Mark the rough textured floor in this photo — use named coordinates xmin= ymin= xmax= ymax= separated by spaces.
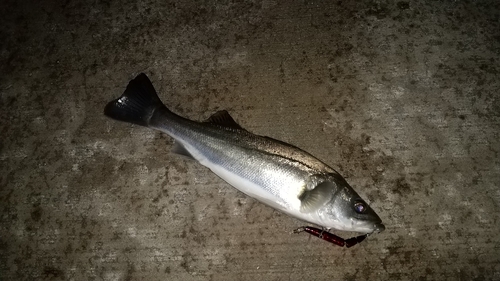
xmin=1 ymin=0 xmax=500 ymax=280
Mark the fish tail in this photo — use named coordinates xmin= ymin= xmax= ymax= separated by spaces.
xmin=104 ymin=73 xmax=168 ymax=127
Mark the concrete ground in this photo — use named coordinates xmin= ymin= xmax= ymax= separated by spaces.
xmin=1 ymin=0 xmax=499 ymax=280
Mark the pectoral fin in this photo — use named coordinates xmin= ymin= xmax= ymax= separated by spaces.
xmin=299 ymin=182 xmax=334 ymax=213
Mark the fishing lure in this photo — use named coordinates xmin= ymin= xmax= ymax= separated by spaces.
xmin=294 ymin=226 xmax=368 ymax=248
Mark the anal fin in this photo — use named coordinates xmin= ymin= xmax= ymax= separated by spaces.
xmin=171 ymin=142 xmax=195 ymax=160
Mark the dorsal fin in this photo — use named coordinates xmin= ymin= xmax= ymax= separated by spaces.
xmin=205 ymin=110 xmax=244 ymax=130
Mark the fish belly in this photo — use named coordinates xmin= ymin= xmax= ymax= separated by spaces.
xmin=176 ymin=138 xmax=324 ymax=226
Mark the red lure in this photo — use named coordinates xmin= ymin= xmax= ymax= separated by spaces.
xmin=294 ymin=226 xmax=368 ymax=248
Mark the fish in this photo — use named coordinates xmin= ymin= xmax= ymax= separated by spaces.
xmin=104 ymin=73 xmax=385 ymax=234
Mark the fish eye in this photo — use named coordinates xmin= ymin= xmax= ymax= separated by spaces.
xmin=354 ymin=201 xmax=366 ymax=214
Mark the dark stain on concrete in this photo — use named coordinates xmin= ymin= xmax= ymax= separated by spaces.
xmin=393 ymin=177 xmax=412 ymax=197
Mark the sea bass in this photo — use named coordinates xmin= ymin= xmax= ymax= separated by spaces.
xmin=104 ymin=73 xmax=384 ymax=234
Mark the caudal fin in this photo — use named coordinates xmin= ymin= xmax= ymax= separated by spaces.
xmin=104 ymin=73 xmax=166 ymax=127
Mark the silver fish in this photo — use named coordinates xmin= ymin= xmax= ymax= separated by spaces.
xmin=104 ymin=73 xmax=384 ymax=234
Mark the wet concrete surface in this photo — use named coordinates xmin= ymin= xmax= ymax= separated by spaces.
xmin=1 ymin=0 xmax=500 ymax=280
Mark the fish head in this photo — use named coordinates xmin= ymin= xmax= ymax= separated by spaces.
xmin=318 ymin=175 xmax=385 ymax=234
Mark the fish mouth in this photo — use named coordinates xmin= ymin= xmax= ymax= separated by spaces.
xmin=373 ymin=223 xmax=385 ymax=233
